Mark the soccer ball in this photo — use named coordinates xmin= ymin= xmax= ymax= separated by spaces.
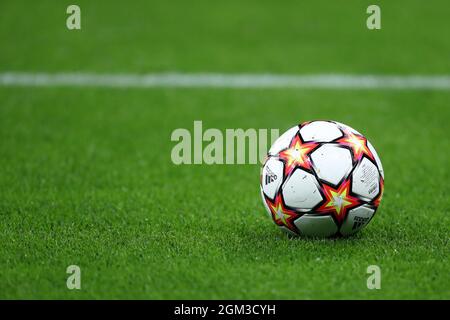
xmin=260 ymin=120 xmax=384 ymax=237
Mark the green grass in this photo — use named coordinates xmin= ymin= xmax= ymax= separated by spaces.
xmin=1 ymin=0 xmax=449 ymax=74
xmin=0 ymin=0 xmax=449 ymax=299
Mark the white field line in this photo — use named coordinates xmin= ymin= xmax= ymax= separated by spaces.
xmin=0 ymin=72 xmax=450 ymax=90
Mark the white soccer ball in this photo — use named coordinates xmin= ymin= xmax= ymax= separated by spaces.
xmin=260 ymin=120 xmax=384 ymax=237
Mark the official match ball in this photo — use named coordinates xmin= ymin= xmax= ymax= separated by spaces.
xmin=260 ymin=120 xmax=384 ymax=237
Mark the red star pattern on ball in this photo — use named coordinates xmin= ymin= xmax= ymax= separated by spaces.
xmin=337 ymin=129 xmax=374 ymax=162
xmin=278 ymin=134 xmax=318 ymax=176
xmin=317 ymin=179 xmax=360 ymax=223
xmin=265 ymin=193 xmax=299 ymax=232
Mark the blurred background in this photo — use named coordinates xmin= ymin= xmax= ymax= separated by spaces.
xmin=1 ymin=0 xmax=449 ymax=73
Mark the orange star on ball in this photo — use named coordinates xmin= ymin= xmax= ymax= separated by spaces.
xmin=265 ymin=193 xmax=299 ymax=232
xmin=278 ymin=134 xmax=318 ymax=176
xmin=317 ymin=179 xmax=360 ymax=223
xmin=337 ymin=130 xmax=374 ymax=162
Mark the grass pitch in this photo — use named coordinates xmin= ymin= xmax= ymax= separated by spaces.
xmin=0 ymin=0 xmax=449 ymax=299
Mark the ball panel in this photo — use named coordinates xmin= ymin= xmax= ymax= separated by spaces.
xmin=352 ymin=157 xmax=380 ymax=201
xmin=282 ymin=169 xmax=323 ymax=211
xmin=300 ymin=121 xmax=343 ymax=142
xmin=310 ymin=145 xmax=353 ymax=185
xmin=367 ymin=141 xmax=384 ymax=179
xmin=340 ymin=205 xmax=375 ymax=236
xmin=294 ymin=214 xmax=338 ymax=237
xmin=261 ymin=157 xmax=284 ymax=199
xmin=268 ymin=125 xmax=299 ymax=156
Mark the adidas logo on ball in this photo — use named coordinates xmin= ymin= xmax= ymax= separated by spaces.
xmin=265 ymin=168 xmax=277 ymax=185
